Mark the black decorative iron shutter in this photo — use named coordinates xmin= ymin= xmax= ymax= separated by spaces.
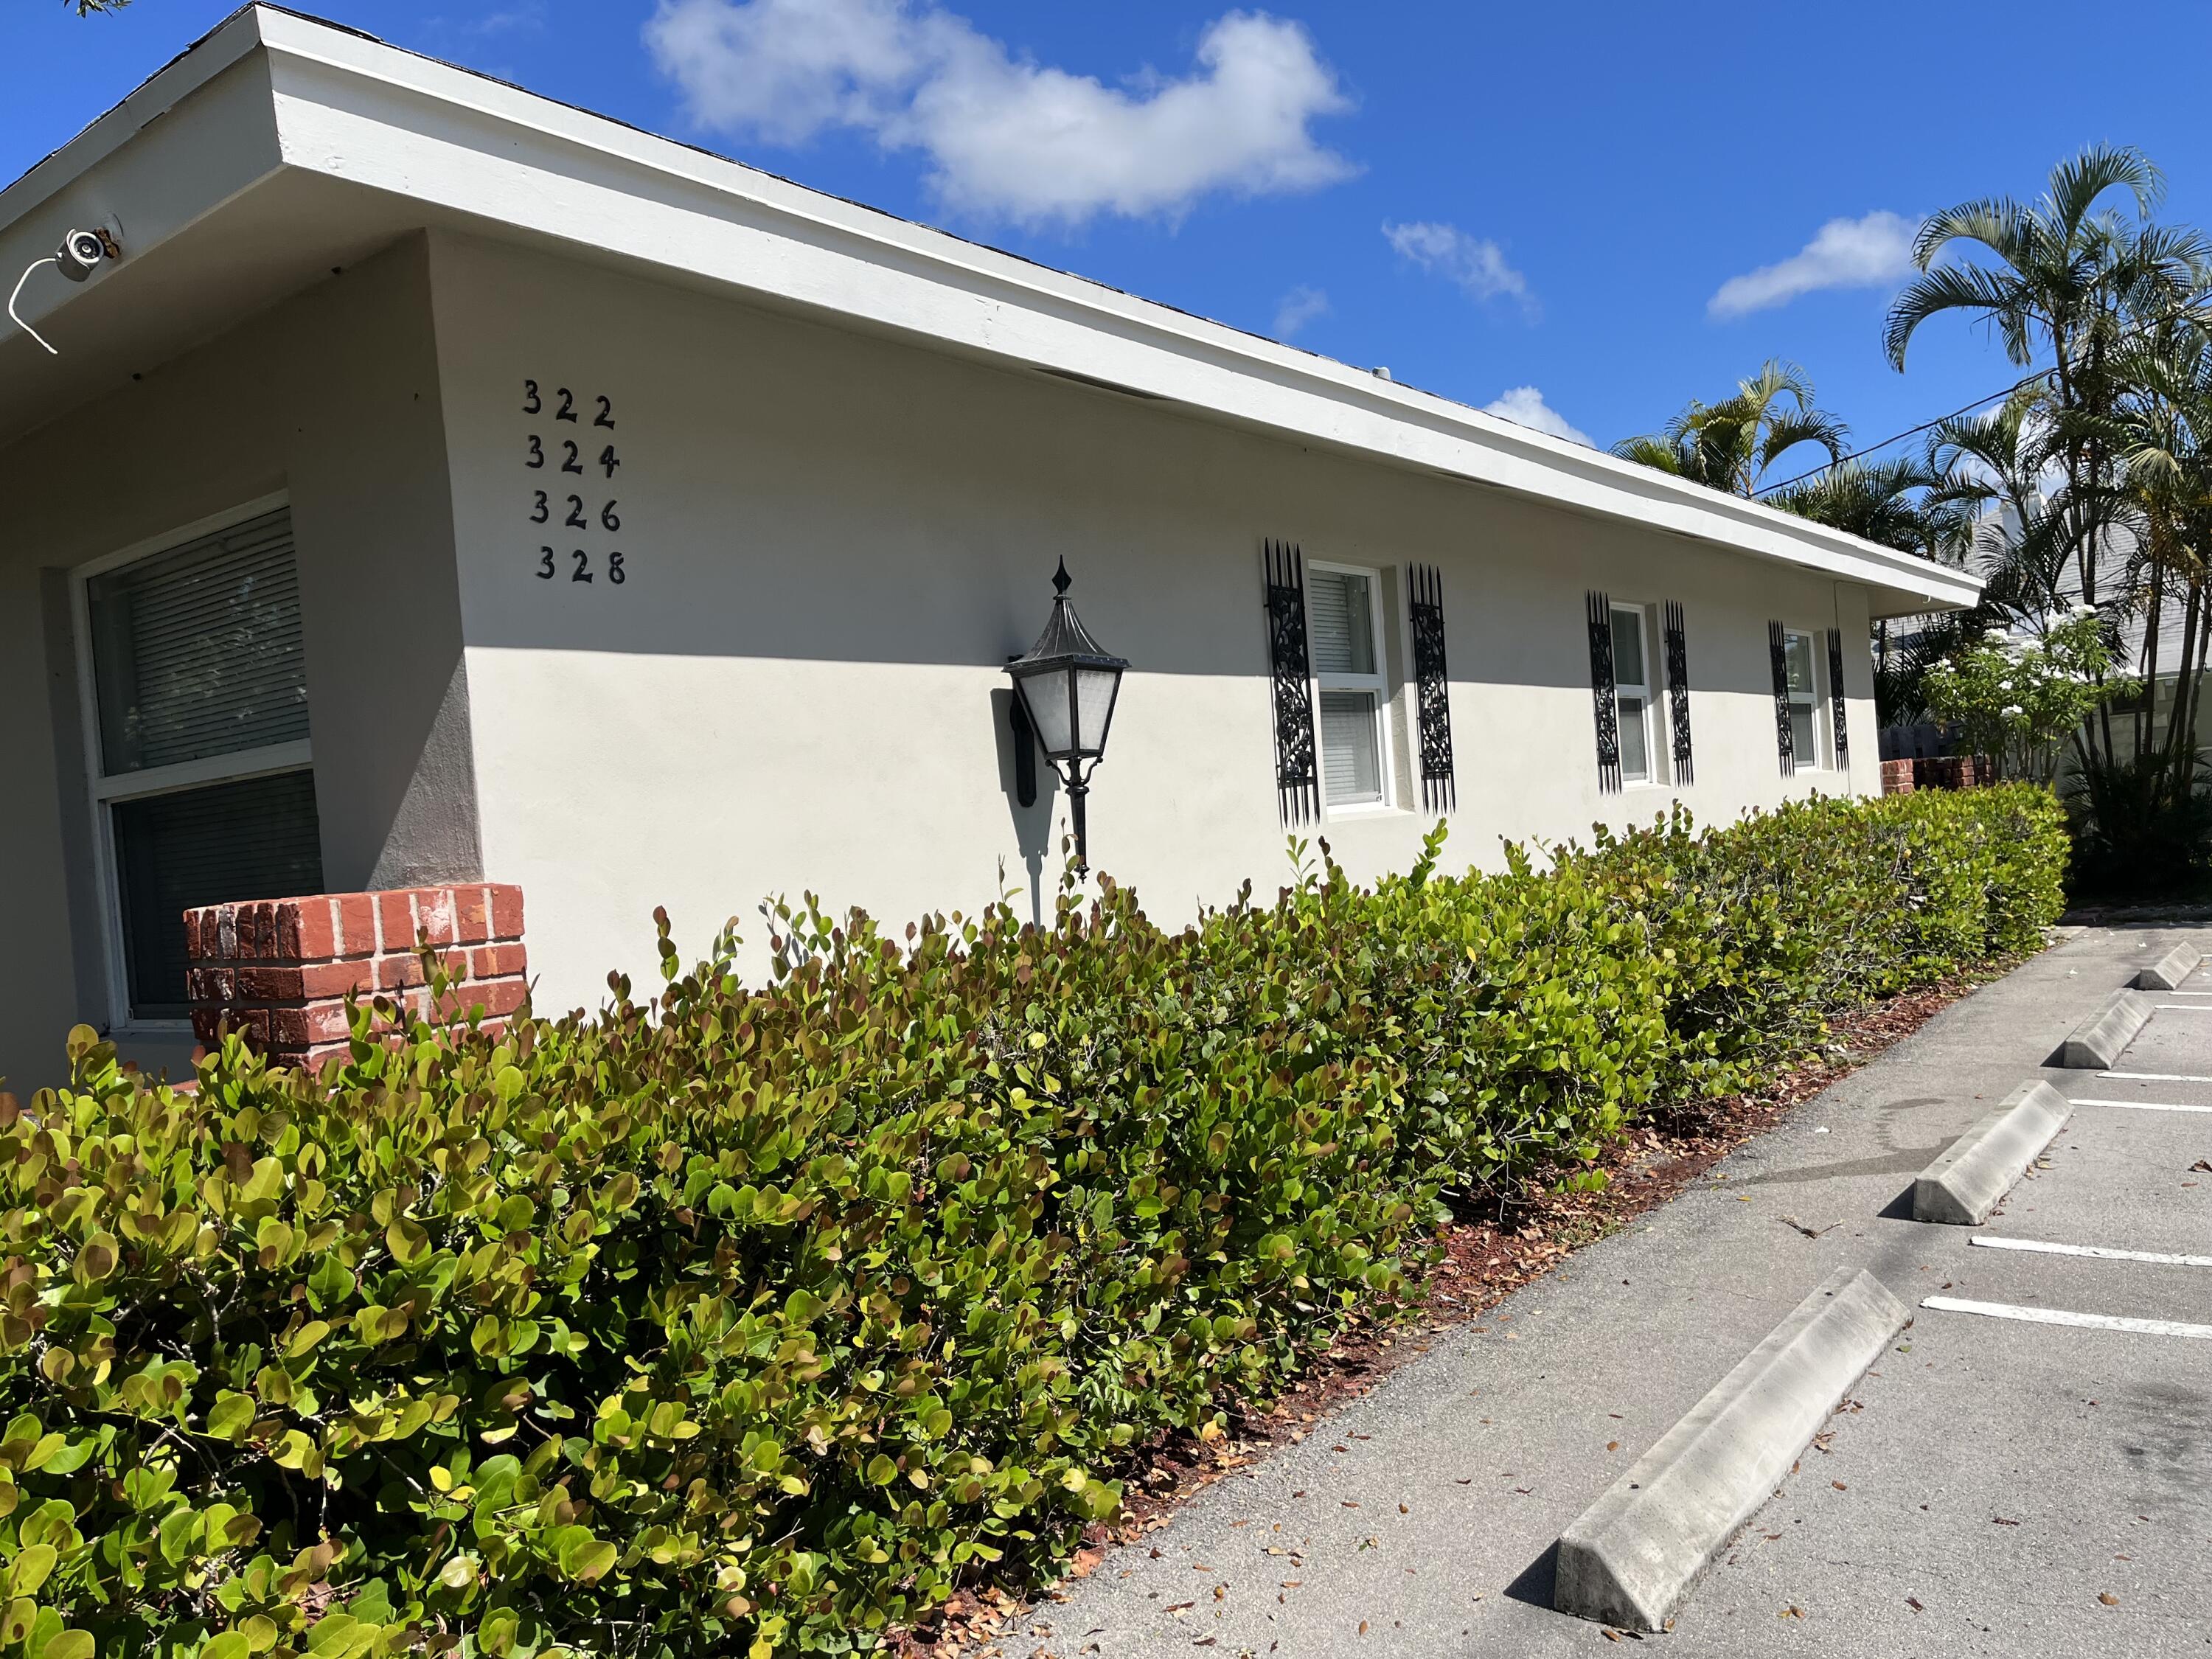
xmin=1769 ymin=619 xmax=1795 ymax=776
xmin=1587 ymin=591 xmax=1621 ymax=794
xmin=1263 ymin=541 xmax=1321 ymax=824
xmin=1663 ymin=600 xmax=1693 ymax=785
xmin=1408 ymin=563 xmax=1455 ymax=812
xmin=1826 ymin=627 xmax=1851 ymax=769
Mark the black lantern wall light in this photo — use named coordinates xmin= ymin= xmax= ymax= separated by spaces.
xmin=1005 ymin=558 xmax=1128 ymax=873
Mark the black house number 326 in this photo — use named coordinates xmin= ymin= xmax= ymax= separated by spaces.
xmin=524 ymin=378 xmax=627 ymax=588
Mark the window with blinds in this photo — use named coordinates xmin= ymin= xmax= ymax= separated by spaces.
xmin=87 ymin=509 xmax=309 ymax=773
xmin=1783 ymin=628 xmax=1820 ymax=768
xmin=82 ymin=506 xmax=322 ymax=1023
xmin=1306 ymin=566 xmax=1390 ymax=809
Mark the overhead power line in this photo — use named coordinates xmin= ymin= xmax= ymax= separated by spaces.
xmin=1751 ymin=376 xmax=2037 ymax=498
xmin=1748 ymin=296 xmax=2212 ymax=499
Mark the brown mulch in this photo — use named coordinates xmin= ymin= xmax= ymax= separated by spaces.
xmin=888 ymin=970 xmax=1997 ymax=1658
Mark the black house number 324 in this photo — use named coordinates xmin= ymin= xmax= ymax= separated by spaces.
xmin=523 ymin=379 xmax=627 ymax=588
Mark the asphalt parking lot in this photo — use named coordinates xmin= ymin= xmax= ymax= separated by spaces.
xmin=1034 ymin=927 xmax=2212 ymax=1658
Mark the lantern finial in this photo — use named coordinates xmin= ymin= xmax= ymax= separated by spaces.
xmin=1051 ymin=556 xmax=1072 ymax=597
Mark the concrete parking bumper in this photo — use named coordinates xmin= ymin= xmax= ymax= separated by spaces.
xmin=2056 ymin=988 xmax=2152 ymax=1068
xmin=1911 ymin=1079 xmax=2073 ymax=1225
xmin=1551 ymin=1266 xmax=1909 ymax=1633
xmin=2136 ymin=941 xmax=2203 ymax=990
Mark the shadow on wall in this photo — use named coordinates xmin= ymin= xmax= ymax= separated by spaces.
xmin=990 ymin=686 xmax=1057 ymax=928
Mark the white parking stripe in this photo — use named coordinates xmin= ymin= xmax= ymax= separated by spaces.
xmin=2072 ymin=1097 xmax=2212 ymax=1113
xmin=1921 ymin=1297 xmax=2212 ymax=1340
xmin=2098 ymin=1071 xmax=2212 ymax=1082
xmin=2155 ymin=1004 xmax=2212 ymax=1012
xmin=1969 ymin=1237 xmax=2212 ymax=1268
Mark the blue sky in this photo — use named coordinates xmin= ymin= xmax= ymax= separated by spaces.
xmin=10 ymin=1 xmax=2212 ymax=475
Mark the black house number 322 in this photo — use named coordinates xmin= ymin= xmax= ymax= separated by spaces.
xmin=523 ymin=379 xmax=627 ymax=588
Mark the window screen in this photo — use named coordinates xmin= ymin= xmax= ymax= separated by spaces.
xmin=1307 ymin=569 xmax=1376 ymax=675
xmin=112 ymin=769 xmax=324 ymax=1020
xmin=86 ymin=508 xmax=307 ymax=776
xmin=1318 ymin=689 xmax=1382 ymax=805
xmin=1784 ymin=630 xmax=1819 ymax=768
xmin=1308 ymin=567 xmax=1387 ymax=808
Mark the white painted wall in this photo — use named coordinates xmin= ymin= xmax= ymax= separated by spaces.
xmin=426 ymin=233 xmax=1881 ymax=1012
xmin=0 ymin=218 xmax=1892 ymax=1087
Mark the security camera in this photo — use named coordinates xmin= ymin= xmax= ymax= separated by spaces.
xmin=55 ymin=228 xmax=111 ymax=282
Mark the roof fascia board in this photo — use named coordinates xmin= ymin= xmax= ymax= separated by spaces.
xmin=0 ymin=48 xmax=287 ymax=352
xmin=0 ymin=6 xmax=267 ymax=229
xmin=18 ymin=7 xmax=1975 ymax=613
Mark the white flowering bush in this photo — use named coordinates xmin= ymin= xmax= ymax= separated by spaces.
xmin=1921 ymin=608 xmax=2129 ymax=783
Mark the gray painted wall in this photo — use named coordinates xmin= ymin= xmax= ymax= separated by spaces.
xmin=0 ymin=232 xmax=479 ymax=1085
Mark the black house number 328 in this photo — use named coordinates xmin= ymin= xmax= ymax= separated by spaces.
xmin=539 ymin=548 xmax=627 ymax=584
xmin=524 ymin=378 xmax=627 ymax=588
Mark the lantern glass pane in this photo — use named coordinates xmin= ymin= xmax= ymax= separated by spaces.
xmin=1074 ymin=667 xmax=1121 ymax=753
xmin=1019 ymin=665 xmax=1075 ymax=755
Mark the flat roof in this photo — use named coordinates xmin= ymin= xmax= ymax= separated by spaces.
xmin=0 ymin=4 xmax=1979 ymax=616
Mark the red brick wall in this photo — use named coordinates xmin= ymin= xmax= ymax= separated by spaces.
xmin=184 ymin=884 xmax=526 ymax=1072
xmin=1879 ymin=758 xmax=1915 ymax=795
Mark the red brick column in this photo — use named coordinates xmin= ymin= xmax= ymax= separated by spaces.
xmin=184 ymin=884 xmax=527 ymax=1072
xmin=1879 ymin=758 xmax=1915 ymax=795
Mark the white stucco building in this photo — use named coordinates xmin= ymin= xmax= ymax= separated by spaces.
xmin=0 ymin=7 xmax=1978 ymax=1083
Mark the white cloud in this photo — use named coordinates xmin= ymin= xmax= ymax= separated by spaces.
xmin=472 ymin=4 xmax=545 ymax=35
xmin=646 ymin=0 xmax=1357 ymax=227
xmin=1708 ymin=210 xmax=1916 ymax=318
xmin=1482 ymin=386 xmax=1590 ymax=446
xmin=1273 ymin=284 xmax=1328 ymax=338
xmin=1382 ymin=220 xmax=1530 ymax=310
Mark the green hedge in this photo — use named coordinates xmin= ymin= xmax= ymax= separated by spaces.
xmin=0 ymin=785 xmax=2063 ymax=1659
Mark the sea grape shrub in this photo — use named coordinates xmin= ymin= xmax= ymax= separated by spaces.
xmin=0 ymin=785 xmax=2062 ymax=1659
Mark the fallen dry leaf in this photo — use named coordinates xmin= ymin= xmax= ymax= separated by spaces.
xmin=1906 ymin=1597 xmax=1923 ymax=1613
xmin=2191 ymin=1160 xmax=2211 ymax=1173
xmin=1607 ymin=1441 xmax=1620 ymax=1452
xmin=1832 ymin=1481 xmax=1848 ymax=1492
xmin=2098 ymin=1593 xmax=2119 ymax=1607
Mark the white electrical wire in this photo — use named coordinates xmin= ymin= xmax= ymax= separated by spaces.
xmin=7 ymin=257 xmax=60 ymax=355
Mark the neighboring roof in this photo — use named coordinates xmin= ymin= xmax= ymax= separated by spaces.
xmin=0 ymin=5 xmax=1980 ymax=618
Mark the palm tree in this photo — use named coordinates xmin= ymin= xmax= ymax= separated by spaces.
xmin=2101 ymin=319 xmax=2212 ymax=788
xmin=1921 ymin=397 xmax=2072 ymax=623
xmin=1611 ymin=360 xmax=1849 ymax=496
xmin=1768 ymin=456 xmax=1969 ymax=724
xmin=1767 ymin=455 xmax=1957 ymax=557
xmin=1883 ymin=145 xmax=2212 ymax=765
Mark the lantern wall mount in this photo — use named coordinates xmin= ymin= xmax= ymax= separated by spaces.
xmin=1004 ymin=558 xmax=1128 ymax=873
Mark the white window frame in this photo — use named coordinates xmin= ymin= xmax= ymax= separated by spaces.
xmin=1306 ymin=559 xmax=1397 ymax=817
xmin=1782 ymin=627 xmax=1823 ymax=770
xmin=1610 ymin=601 xmax=1660 ymax=787
xmin=69 ymin=492 xmax=311 ymax=1034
